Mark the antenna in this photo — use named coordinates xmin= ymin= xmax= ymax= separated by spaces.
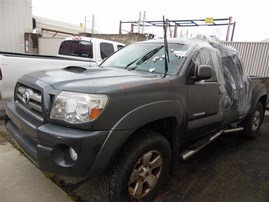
xmin=162 ymin=16 xmax=169 ymax=78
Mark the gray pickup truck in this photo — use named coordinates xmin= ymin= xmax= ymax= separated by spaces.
xmin=5 ymin=36 xmax=269 ymax=202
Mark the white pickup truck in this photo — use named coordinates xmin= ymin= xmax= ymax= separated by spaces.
xmin=0 ymin=37 xmax=124 ymax=100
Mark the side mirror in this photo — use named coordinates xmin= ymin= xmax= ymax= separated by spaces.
xmin=196 ymin=65 xmax=212 ymax=80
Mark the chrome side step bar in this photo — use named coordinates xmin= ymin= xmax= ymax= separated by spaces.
xmin=222 ymin=127 xmax=244 ymax=134
xmin=180 ymin=127 xmax=244 ymax=161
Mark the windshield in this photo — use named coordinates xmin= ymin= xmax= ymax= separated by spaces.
xmin=101 ymin=43 xmax=188 ymax=75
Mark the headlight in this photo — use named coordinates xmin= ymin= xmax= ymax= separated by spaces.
xmin=50 ymin=91 xmax=108 ymax=123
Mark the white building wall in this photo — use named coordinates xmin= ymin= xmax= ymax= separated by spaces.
xmin=0 ymin=0 xmax=32 ymax=53
xmin=38 ymin=38 xmax=63 ymax=56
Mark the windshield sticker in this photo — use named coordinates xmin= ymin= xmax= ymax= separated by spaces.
xmin=173 ymin=51 xmax=187 ymax=58
xmin=152 ymin=56 xmax=160 ymax=63
xmin=149 ymin=68 xmax=155 ymax=72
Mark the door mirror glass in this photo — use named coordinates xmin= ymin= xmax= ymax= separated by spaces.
xmin=196 ymin=65 xmax=212 ymax=80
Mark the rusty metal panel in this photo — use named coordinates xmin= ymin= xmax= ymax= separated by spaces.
xmin=221 ymin=42 xmax=269 ymax=77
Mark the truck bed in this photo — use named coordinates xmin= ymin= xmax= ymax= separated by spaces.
xmin=250 ymin=76 xmax=269 ymax=108
xmin=0 ymin=51 xmax=93 ymax=62
xmin=0 ymin=52 xmax=95 ymax=100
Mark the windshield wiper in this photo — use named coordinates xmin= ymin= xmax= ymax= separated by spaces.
xmin=124 ymin=57 xmax=140 ymax=69
xmin=125 ymin=45 xmax=164 ymax=70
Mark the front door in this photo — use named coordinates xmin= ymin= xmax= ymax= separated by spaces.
xmin=186 ymin=48 xmax=223 ymax=140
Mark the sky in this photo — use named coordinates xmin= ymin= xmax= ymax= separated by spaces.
xmin=32 ymin=0 xmax=269 ymax=42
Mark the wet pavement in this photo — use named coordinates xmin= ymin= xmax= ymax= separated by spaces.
xmin=155 ymin=115 xmax=269 ymax=202
xmin=0 ymin=114 xmax=269 ymax=202
xmin=51 ymin=114 xmax=269 ymax=202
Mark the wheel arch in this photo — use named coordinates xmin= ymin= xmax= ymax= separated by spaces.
xmin=258 ymin=95 xmax=267 ymax=122
xmin=250 ymin=94 xmax=267 ymax=116
xmin=251 ymin=86 xmax=267 ymax=114
xmin=259 ymin=95 xmax=267 ymax=110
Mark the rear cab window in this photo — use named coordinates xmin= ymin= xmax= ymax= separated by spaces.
xmin=59 ymin=40 xmax=93 ymax=59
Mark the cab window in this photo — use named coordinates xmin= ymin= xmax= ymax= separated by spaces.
xmin=100 ymin=42 xmax=114 ymax=59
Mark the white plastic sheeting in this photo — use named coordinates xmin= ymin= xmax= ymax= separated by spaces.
xmin=186 ymin=36 xmax=252 ymax=117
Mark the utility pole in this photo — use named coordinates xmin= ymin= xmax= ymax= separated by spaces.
xmin=119 ymin=20 xmax=122 ymax=34
xmin=91 ymin=15 xmax=95 ymax=34
xmin=84 ymin=16 xmax=87 ymax=33
xmin=142 ymin=11 xmax=146 ymax=34
xmin=138 ymin=11 xmax=141 ymax=33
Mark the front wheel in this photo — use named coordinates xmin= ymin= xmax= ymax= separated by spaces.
xmin=243 ymin=101 xmax=264 ymax=138
xmin=105 ymin=129 xmax=171 ymax=202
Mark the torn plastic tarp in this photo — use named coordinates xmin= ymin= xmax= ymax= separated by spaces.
xmin=184 ymin=35 xmax=252 ymax=118
xmin=210 ymin=40 xmax=252 ymax=118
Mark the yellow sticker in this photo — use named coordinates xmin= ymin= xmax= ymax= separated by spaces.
xmin=205 ymin=17 xmax=214 ymax=24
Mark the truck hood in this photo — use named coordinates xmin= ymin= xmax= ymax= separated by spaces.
xmin=25 ymin=66 xmax=164 ymax=94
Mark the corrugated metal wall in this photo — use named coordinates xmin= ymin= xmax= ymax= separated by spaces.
xmin=0 ymin=0 xmax=32 ymax=53
xmin=221 ymin=42 xmax=269 ymax=77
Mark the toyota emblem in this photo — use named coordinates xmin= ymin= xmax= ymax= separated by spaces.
xmin=22 ymin=90 xmax=31 ymax=104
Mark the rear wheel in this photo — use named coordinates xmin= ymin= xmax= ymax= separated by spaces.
xmin=105 ymin=129 xmax=171 ymax=202
xmin=243 ymin=101 xmax=264 ymax=138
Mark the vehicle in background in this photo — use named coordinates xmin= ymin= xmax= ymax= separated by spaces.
xmin=58 ymin=36 xmax=125 ymax=64
xmin=0 ymin=37 xmax=125 ymax=100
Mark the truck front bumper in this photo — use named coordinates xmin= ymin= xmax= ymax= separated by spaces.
xmin=5 ymin=100 xmax=109 ymax=177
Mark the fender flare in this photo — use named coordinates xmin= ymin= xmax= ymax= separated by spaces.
xmin=89 ymin=100 xmax=185 ymax=176
xmin=112 ymin=100 xmax=184 ymax=130
xmin=251 ymin=87 xmax=267 ymax=113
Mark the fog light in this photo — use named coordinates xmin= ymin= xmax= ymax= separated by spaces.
xmin=69 ymin=147 xmax=78 ymax=161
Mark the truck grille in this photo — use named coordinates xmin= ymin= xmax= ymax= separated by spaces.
xmin=16 ymin=84 xmax=43 ymax=122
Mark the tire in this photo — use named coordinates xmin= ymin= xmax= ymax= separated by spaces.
xmin=105 ymin=129 xmax=171 ymax=202
xmin=243 ymin=101 xmax=264 ymax=138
